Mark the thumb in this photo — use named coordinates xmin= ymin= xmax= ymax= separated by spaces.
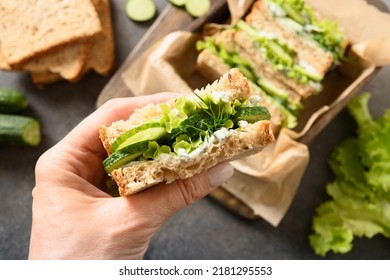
xmin=128 ymin=163 xmax=234 ymax=224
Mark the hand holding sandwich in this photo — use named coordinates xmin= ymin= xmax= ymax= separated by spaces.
xmin=29 ymin=93 xmax=234 ymax=260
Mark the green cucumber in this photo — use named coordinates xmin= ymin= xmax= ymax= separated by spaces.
xmin=111 ymin=122 xmax=166 ymax=151
xmin=125 ymin=0 xmax=156 ymax=22
xmin=293 ymin=65 xmax=323 ymax=82
xmin=0 ymin=88 xmax=28 ymax=113
xmin=185 ymin=0 xmax=210 ymax=17
xmin=233 ymin=106 xmax=271 ymax=124
xmin=169 ymin=0 xmax=187 ymax=7
xmin=267 ymin=40 xmax=293 ymax=65
xmin=104 ymin=141 xmax=150 ymax=173
xmin=282 ymin=3 xmax=305 ymax=25
xmin=257 ymin=78 xmax=289 ymax=101
xmin=0 ymin=113 xmax=41 ymax=146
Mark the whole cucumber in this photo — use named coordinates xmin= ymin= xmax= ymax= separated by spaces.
xmin=0 ymin=113 xmax=41 ymax=146
xmin=0 ymin=88 xmax=28 ymax=113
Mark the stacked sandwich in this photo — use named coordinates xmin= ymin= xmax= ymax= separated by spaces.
xmin=196 ymin=0 xmax=348 ymax=132
xmin=0 ymin=0 xmax=114 ymax=85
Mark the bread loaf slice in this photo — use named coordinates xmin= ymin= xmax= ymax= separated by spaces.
xmin=0 ymin=0 xmax=102 ymax=66
xmin=99 ymin=69 xmax=275 ymax=196
xmin=30 ymin=71 xmax=63 ymax=85
xmin=18 ymin=43 xmax=89 ymax=81
xmin=83 ymin=0 xmax=115 ymax=75
xmin=29 ymin=0 xmax=114 ymax=85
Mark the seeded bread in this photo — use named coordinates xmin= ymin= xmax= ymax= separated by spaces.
xmin=99 ymin=69 xmax=275 ymax=196
xmin=0 ymin=0 xmax=102 ymax=66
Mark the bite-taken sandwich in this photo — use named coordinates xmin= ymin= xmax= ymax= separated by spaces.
xmin=99 ymin=69 xmax=275 ymax=196
xmin=196 ymin=0 xmax=348 ymax=132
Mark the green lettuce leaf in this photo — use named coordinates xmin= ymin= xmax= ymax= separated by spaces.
xmin=143 ymin=141 xmax=172 ymax=160
xmin=309 ymin=92 xmax=390 ymax=256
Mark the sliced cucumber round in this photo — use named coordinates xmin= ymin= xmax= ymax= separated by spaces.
xmin=233 ymin=106 xmax=271 ymax=124
xmin=111 ymin=122 xmax=166 ymax=151
xmin=125 ymin=0 xmax=156 ymax=22
xmin=104 ymin=141 xmax=150 ymax=173
xmin=185 ymin=0 xmax=211 ymax=17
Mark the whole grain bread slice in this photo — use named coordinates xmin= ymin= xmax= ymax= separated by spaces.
xmin=99 ymin=69 xmax=275 ymax=196
xmin=83 ymin=0 xmax=115 ymax=75
xmin=0 ymin=0 xmax=102 ymax=66
xmin=19 ymin=42 xmax=89 ymax=80
xmin=29 ymin=0 xmax=114 ymax=85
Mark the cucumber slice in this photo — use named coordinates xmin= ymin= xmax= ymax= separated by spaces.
xmin=104 ymin=141 xmax=149 ymax=173
xmin=111 ymin=122 xmax=166 ymax=151
xmin=185 ymin=0 xmax=210 ymax=17
xmin=267 ymin=40 xmax=293 ymax=65
xmin=233 ymin=106 xmax=271 ymax=124
xmin=169 ymin=0 xmax=187 ymax=7
xmin=293 ymin=65 xmax=323 ymax=82
xmin=0 ymin=113 xmax=41 ymax=146
xmin=282 ymin=3 xmax=305 ymax=25
xmin=257 ymin=78 xmax=289 ymax=101
xmin=0 ymin=88 xmax=28 ymax=113
xmin=125 ymin=0 xmax=156 ymax=22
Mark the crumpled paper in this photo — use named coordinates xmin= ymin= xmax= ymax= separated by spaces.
xmin=118 ymin=0 xmax=390 ymax=226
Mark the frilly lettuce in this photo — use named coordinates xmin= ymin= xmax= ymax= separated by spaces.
xmin=143 ymin=141 xmax=172 ymax=160
xmin=309 ymin=92 xmax=390 ymax=256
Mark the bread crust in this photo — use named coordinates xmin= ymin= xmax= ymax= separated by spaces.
xmin=99 ymin=69 xmax=275 ymax=196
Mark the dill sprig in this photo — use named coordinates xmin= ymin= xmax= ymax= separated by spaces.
xmin=193 ymin=92 xmax=231 ymax=133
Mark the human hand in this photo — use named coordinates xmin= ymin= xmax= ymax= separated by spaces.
xmin=29 ymin=93 xmax=234 ymax=260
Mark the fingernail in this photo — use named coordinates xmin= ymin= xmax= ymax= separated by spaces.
xmin=207 ymin=163 xmax=234 ymax=188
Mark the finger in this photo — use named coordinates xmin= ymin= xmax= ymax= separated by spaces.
xmin=119 ymin=163 xmax=235 ymax=226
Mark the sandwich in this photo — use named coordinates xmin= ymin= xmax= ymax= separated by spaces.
xmin=99 ymin=69 xmax=275 ymax=196
xmin=196 ymin=0 xmax=348 ymax=131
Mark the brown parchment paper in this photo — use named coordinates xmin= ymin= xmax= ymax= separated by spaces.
xmin=120 ymin=0 xmax=390 ymax=226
